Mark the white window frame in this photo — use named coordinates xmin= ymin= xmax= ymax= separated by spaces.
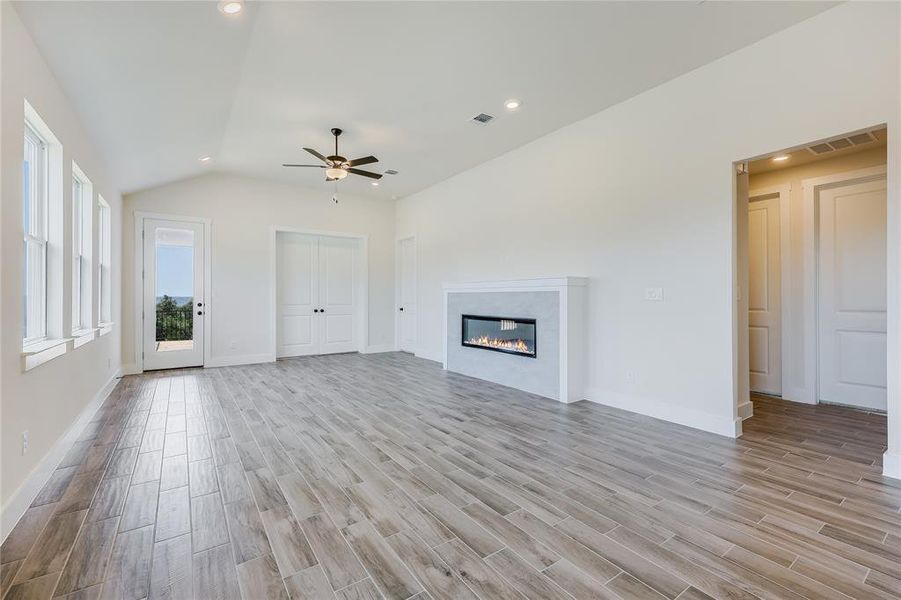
xmin=71 ymin=163 xmax=93 ymax=335
xmin=98 ymin=195 xmax=112 ymax=328
xmin=23 ymin=122 xmax=48 ymax=344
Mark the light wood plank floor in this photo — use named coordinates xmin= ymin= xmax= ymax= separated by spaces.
xmin=2 ymin=352 xmax=899 ymax=599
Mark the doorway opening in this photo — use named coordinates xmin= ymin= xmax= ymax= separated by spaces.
xmin=736 ymin=126 xmax=888 ymax=420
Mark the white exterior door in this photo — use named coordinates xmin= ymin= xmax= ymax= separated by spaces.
xmin=318 ymin=236 xmax=358 ymax=354
xmin=277 ymin=232 xmax=319 ymax=358
xmin=397 ymin=237 xmax=417 ymax=352
xmin=276 ymin=232 xmax=358 ymax=357
xmin=143 ymin=219 xmax=204 ymax=370
xmin=818 ymin=178 xmax=887 ymax=410
xmin=748 ymin=195 xmax=782 ymax=395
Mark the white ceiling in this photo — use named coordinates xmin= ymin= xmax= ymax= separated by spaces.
xmin=15 ymin=1 xmax=836 ymax=199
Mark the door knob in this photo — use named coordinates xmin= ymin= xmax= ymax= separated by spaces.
xmin=320 ymin=309 xmax=326 ymax=313
xmin=313 ymin=309 xmax=319 ymax=313
xmin=197 ymin=311 xmax=203 ymax=316
xmin=399 ymin=307 xmax=404 ymax=311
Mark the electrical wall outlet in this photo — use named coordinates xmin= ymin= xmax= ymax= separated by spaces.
xmin=644 ymin=287 xmax=664 ymax=301
xmin=22 ymin=430 xmax=29 ymax=455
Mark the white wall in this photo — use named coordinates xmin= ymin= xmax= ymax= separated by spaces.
xmin=123 ymin=174 xmax=396 ymax=368
xmin=396 ymin=2 xmax=900 ymax=439
xmin=1 ymin=3 xmax=123 ymax=529
xmin=749 ymin=147 xmax=887 ymax=405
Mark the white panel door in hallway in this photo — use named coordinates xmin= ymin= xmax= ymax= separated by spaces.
xmin=397 ymin=236 xmax=417 ymax=352
xmin=818 ymin=177 xmax=887 ymax=411
xmin=748 ymin=194 xmax=782 ymax=395
xmin=143 ymin=218 xmax=205 ymax=370
xmin=277 ymin=232 xmax=359 ymax=357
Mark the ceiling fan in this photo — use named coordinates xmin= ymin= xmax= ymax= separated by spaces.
xmin=283 ymin=128 xmax=382 ymax=181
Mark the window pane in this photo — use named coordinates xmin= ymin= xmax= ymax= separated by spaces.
xmin=155 ymin=227 xmax=194 ymax=351
xmin=25 ymin=239 xmax=46 ymax=340
xmin=23 ymin=123 xmax=47 ymax=341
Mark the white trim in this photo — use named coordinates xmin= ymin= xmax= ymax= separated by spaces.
xmin=748 ymin=184 xmax=792 ymax=400
xmin=204 ymin=353 xmax=273 ymax=368
xmin=133 ymin=211 xmax=212 ymax=373
xmin=799 ymin=165 xmax=888 ymax=405
xmin=737 ymin=400 xmax=754 ymax=420
xmin=442 ymin=277 xmax=588 ymax=403
xmin=269 ymin=226 xmax=370 ymax=359
xmin=884 ymin=451 xmax=901 ymax=480
xmin=1 ymin=371 xmax=121 ymax=542
xmin=119 ymin=363 xmax=141 ymax=376
xmin=362 ymin=344 xmax=395 ymax=354
xmin=586 ymin=387 xmax=741 ymax=438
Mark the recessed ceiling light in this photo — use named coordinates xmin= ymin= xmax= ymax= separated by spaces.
xmin=504 ymin=99 xmax=521 ymax=111
xmin=199 ymin=156 xmax=212 ymax=163
xmin=218 ymin=0 xmax=243 ymax=15
xmin=772 ymin=155 xmax=790 ymax=162
xmin=371 ymin=181 xmax=379 ymax=186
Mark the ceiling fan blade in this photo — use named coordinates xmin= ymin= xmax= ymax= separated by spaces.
xmin=346 ymin=168 xmax=383 ymax=180
xmin=283 ymin=164 xmax=326 ymax=168
xmin=345 ymin=155 xmax=378 ymax=167
xmin=303 ymin=147 xmax=329 ymax=163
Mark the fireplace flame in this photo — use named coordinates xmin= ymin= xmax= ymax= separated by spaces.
xmin=467 ymin=335 xmax=533 ymax=354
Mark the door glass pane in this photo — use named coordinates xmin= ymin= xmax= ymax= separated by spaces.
xmin=155 ymin=227 xmax=194 ymax=352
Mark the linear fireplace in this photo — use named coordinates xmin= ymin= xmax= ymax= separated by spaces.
xmin=461 ymin=314 xmax=537 ymax=358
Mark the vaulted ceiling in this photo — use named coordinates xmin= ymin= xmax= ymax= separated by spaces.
xmin=15 ymin=1 xmax=835 ymax=198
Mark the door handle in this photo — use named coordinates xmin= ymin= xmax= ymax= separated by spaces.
xmin=197 ymin=311 xmax=203 ymax=316
xmin=313 ymin=309 xmax=319 ymax=313
xmin=320 ymin=309 xmax=326 ymax=313
xmin=399 ymin=307 xmax=404 ymax=311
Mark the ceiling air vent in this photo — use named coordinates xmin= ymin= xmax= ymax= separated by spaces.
xmin=471 ymin=113 xmax=495 ymax=125
xmin=848 ymin=132 xmax=876 ymax=145
xmin=808 ymin=143 xmax=834 ymax=155
xmin=807 ymin=131 xmax=877 ymax=156
xmin=384 ymin=169 xmax=399 ymax=175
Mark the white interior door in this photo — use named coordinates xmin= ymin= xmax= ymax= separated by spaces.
xmin=277 ymin=232 xmax=319 ymax=358
xmin=397 ymin=237 xmax=417 ymax=352
xmin=748 ymin=195 xmax=782 ymax=395
xmin=318 ymin=236 xmax=358 ymax=354
xmin=143 ymin=218 xmax=204 ymax=370
xmin=818 ymin=177 xmax=887 ymax=410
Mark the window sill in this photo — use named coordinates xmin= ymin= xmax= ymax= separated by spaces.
xmin=22 ymin=337 xmax=72 ymax=372
xmin=73 ymin=328 xmax=99 ymax=349
xmin=99 ymin=322 xmax=114 ymax=336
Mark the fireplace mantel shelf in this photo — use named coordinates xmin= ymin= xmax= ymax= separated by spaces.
xmin=443 ymin=277 xmax=588 ymax=292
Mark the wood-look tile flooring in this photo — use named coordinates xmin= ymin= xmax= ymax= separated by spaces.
xmin=2 ymin=352 xmax=899 ymax=600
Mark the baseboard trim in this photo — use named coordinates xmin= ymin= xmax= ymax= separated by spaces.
xmin=584 ymin=388 xmax=740 ymax=438
xmin=737 ymin=400 xmax=754 ymax=420
xmin=1 ymin=371 xmax=120 ymax=542
xmin=204 ymin=353 xmax=274 ymax=368
xmin=883 ymin=451 xmax=901 ymax=480
xmin=362 ymin=344 xmax=395 ymax=354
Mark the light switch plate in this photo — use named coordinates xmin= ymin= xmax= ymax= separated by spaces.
xmin=644 ymin=287 xmax=664 ymax=301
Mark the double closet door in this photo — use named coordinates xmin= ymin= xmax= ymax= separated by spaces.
xmin=277 ymin=232 xmax=359 ymax=358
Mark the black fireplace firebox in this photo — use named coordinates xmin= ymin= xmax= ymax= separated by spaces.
xmin=461 ymin=315 xmax=537 ymax=358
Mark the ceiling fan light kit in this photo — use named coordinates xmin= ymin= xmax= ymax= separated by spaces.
xmin=283 ymin=127 xmax=383 ymax=184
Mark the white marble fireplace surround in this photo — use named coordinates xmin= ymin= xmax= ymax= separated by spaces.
xmin=443 ymin=277 xmax=587 ymax=402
